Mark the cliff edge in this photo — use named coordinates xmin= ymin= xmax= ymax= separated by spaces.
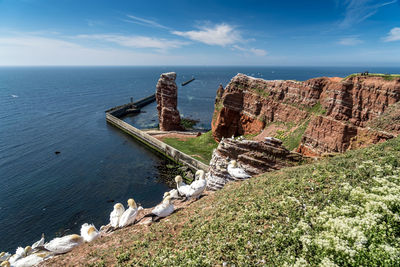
xmin=212 ymin=74 xmax=400 ymax=155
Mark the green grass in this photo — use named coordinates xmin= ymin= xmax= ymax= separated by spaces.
xmin=180 ymin=118 xmax=199 ymax=130
xmin=344 ymin=73 xmax=400 ymax=81
xmin=307 ymin=101 xmax=326 ymax=115
xmin=162 ymin=131 xmax=218 ymax=164
xmin=250 ymin=86 xmax=270 ymax=98
xmin=81 ymin=136 xmax=400 ymax=266
xmin=274 ymin=119 xmax=310 ymax=151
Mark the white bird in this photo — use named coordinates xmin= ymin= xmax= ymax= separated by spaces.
xmin=227 ymin=160 xmax=251 ymax=179
xmin=0 ymin=261 xmax=10 ymax=267
xmin=175 ymin=175 xmax=191 ymax=197
xmin=165 ymin=189 xmax=179 ymax=199
xmin=194 ymin=170 xmax=205 ymax=181
xmin=11 ymin=251 xmax=52 ymax=267
xmin=186 ymin=170 xmax=207 ymax=200
xmin=31 ymin=233 xmax=45 ymax=250
xmin=9 ymin=247 xmax=31 ymax=265
xmin=150 ymin=196 xmax=174 ymax=219
xmin=44 ymin=234 xmax=83 ymax=254
xmin=109 ymin=203 xmax=125 ymax=228
xmin=0 ymin=252 xmax=11 ymax=262
xmin=119 ymin=199 xmax=139 ymax=228
xmin=80 ymin=223 xmax=99 ymax=242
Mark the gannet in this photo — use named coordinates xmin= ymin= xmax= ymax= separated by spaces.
xmin=44 ymin=234 xmax=83 ymax=254
xmin=165 ymin=189 xmax=179 ymax=199
xmin=150 ymin=196 xmax=174 ymax=220
xmin=109 ymin=203 xmax=125 ymax=228
xmin=9 ymin=247 xmax=31 ymax=264
xmin=31 ymin=233 xmax=45 ymax=250
xmin=194 ymin=170 xmax=205 ymax=180
xmin=11 ymin=251 xmax=52 ymax=267
xmin=119 ymin=199 xmax=139 ymax=227
xmin=0 ymin=252 xmax=11 ymax=262
xmin=186 ymin=170 xmax=207 ymax=200
xmin=80 ymin=223 xmax=99 ymax=242
xmin=0 ymin=261 xmax=9 ymax=267
xmin=175 ymin=175 xmax=191 ymax=197
xmin=227 ymin=160 xmax=251 ymax=179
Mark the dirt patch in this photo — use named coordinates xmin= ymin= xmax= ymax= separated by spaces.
xmin=153 ymin=132 xmax=198 ymax=141
xmin=253 ymin=123 xmax=287 ymax=141
xmin=328 ymin=77 xmax=343 ymax=83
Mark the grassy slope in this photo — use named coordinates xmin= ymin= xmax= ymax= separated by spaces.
xmin=78 ymin=136 xmax=400 ymax=267
xmin=162 ymin=131 xmax=218 ymax=164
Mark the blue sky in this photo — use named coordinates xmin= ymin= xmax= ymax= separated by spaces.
xmin=0 ymin=0 xmax=399 ymax=66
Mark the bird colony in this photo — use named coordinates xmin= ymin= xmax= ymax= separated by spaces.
xmin=0 ymin=162 xmax=252 ymax=267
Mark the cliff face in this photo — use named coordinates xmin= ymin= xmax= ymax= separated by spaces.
xmin=156 ymin=72 xmax=183 ymax=131
xmin=211 ymin=74 xmax=400 ymax=155
xmin=207 ymin=137 xmax=302 ymax=190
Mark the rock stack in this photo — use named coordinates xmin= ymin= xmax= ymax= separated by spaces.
xmin=156 ymin=72 xmax=183 ymax=131
xmin=206 ymin=137 xmax=302 ymax=190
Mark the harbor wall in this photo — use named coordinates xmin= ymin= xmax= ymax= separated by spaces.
xmin=106 ymin=113 xmax=209 ymax=172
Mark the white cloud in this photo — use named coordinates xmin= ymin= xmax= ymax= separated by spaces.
xmin=339 ymin=0 xmax=397 ymax=28
xmin=249 ymin=48 xmax=267 ymax=57
xmin=338 ymin=37 xmax=363 ymax=45
xmin=124 ymin=15 xmax=170 ymax=30
xmin=384 ymin=27 xmax=400 ymax=42
xmin=0 ymin=36 xmax=186 ymax=65
xmin=172 ymin=24 xmax=242 ymax=46
xmin=76 ymin=34 xmax=187 ymax=50
xmin=232 ymin=45 xmax=267 ymax=56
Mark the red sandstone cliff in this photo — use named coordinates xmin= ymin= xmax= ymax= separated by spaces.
xmin=156 ymin=72 xmax=183 ymax=131
xmin=211 ymin=74 xmax=400 ymax=155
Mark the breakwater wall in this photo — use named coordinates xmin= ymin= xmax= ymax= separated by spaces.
xmin=106 ymin=94 xmax=156 ymax=118
xmin=106 ymin=113 xmax=209 ymax=172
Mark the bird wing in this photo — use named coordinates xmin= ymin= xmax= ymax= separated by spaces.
xmin=109 ymin=210 xmax=120 ymax=227
xmin=44 ymin=236 xmax=82 ymax=254
xmin=13 ymin=254 xmax=44 ymax=267
xmin=169 ymin=189 xmax=179 ymax=199
xmin=119 ymin=208 xmax=138 ymax=227
xmin=153 ymin=203 xmax=174 ymax=218
xmin=188 ymin=180 xmax=206 ymax=199
xmin=0 ymin=252 xmax=11 ymax=261
xmin=228 ymin=166 xmax=251 ymax=179
xmin=177 ymin=183 xmax=192 ymax=197
xmin=32 ymin=234 xmax=45 ymax=249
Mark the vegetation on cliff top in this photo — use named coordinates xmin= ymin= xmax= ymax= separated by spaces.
xmin=162 ymin=131 xmax=218 ymax=164
xmin=344 ymin=73 xmax=400 ymax=81
xmin=62 ymin=135 xmax=400 ymax=266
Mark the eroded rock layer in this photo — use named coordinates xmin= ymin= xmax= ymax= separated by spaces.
xmin=212 ymin=74 xmax=400 ymax=155
xmin=156 ymin=72 xmax=183 ymax=131
xmin=207 ymin=138 xmax=302 ymax=190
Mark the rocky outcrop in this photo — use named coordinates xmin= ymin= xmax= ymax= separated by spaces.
xmin=156 ymin=72 xmax=183 ymax=131
xmin=211 ymin=74 xmax=400 ymax=155
xmin=207 ymin=137 xmax=302 ymax=190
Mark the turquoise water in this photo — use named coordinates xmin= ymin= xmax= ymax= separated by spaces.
xmin=1 ymin=66 xmax=399 ymax=252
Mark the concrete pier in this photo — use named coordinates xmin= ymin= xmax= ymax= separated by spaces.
xmin=105 ymin=94 xmax=156 ymax=118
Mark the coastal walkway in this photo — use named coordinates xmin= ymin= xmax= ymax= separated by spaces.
xmin=105 ymin=95 xmax=209 ymax=172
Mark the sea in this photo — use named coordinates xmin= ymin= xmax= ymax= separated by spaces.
xmin=1 ymin=66 xmax=399 ymax=253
